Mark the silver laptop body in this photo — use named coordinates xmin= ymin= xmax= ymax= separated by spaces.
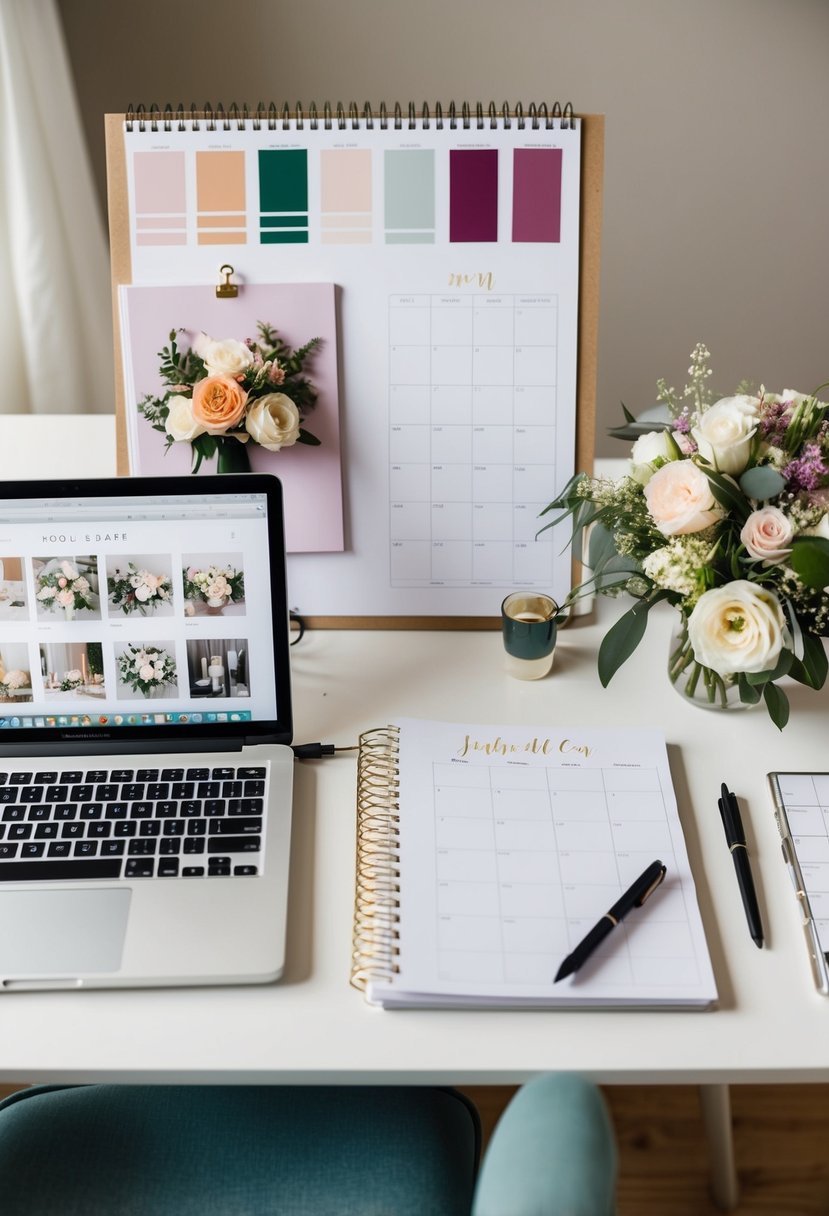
xmin=0 ymin=473 xmax=294 ymax=990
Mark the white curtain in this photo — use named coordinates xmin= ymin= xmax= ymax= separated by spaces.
xmin=0 ymin=0 xmax=111 ymax=414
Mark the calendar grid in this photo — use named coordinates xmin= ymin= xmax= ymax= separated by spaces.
xmin=389 ymin=293 xmax=559 ymax=589
xmin=432 ymin=760 xmax=702 ymax=989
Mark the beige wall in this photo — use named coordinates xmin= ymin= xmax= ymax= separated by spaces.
xmin=59 ymin=0 xmax=829 ymax=455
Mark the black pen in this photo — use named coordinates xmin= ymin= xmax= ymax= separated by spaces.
xmin=554 ymin=859 xmax=667 ymax=982
xmin=718 ymin=783 xmax=764 ymax=948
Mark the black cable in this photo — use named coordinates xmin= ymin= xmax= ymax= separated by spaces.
xmin=291 ymin=743 xmax=359 ymax=760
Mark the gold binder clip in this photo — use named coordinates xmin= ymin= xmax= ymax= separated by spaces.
xmin=216 ymin=264 xmax=237 ymax=299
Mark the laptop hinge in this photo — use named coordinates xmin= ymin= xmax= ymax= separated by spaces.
xmin=0 ymin=737 xmax=245 ymax=758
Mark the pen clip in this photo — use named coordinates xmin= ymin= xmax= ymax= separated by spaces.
xmin=637 ymin=865 xmax=666 ymax=906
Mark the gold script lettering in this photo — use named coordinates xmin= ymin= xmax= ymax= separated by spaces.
xmin=458 ymin=734 xmax=554 ymax=758
xmin=447 ymin=272 xmax=494 ymax=291
xmin=559 ymin=739 xmax=594 ymax=758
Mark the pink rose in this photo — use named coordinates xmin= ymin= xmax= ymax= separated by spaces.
xmin=643 ymin=460 xmax=722 ymax=536
xmin=740 ymin=506 xmax=793 ymax=563
xmin=58 ymin=578 xmax=67 ymax=588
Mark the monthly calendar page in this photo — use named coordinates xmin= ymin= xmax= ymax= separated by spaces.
xmin=368 ymin=719 xmax=717 ymax=1008
xmin=121 ymin=114 xmax=582 ymax=615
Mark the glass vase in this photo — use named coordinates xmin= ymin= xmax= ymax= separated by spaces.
xmin=668 ymin=614 xmax=751 ymax=712
xmin=216 ymin=438 xmax=252 ymax=474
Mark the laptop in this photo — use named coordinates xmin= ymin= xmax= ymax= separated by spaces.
xmin=0 ymin=473 xmax=294 ymax=990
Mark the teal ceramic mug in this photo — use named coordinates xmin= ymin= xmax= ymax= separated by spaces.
xmin=501 ymin=592 xmax=558 ymax=680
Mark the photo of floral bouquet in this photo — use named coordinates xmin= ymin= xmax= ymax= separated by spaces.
xmin=138 ymin=322 xmax=322 ymax=473
xmin=117 ymin=644 xmax=177 ymax=698
xmin=117 ymin=646 xmax=176 ymax=695
xmin=544 ymin=344 xmax=829 ymax=729
xmin=35 ymin=559 xmax=98 ymax=620
xmin=182 ymin=561 xmax=245 ymax=616
xmin=1 ymin=669 xmax=30 ymax=691
xmin=108 ymin=561 xmax=173 ymax=616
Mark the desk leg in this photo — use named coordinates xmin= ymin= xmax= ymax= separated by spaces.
xmin=699 ymin=1083 xmax=739 ymax=1211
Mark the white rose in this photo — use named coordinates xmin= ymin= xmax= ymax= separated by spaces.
xmin=134 ymin=584 xmax=152 ymax=602
xmin=687 ymin=580 xmax=787 ymax=676
xmin=197 ymin=336 xmax=254 ymax=379
xmin=165 ymin=394 xmax=206 ymax=443
xmin=629 ymin=430 xmax=677 ymax=485
xmin=245 ymin=393 xmax=301 ymax=451
xmin=37 ymin=586 xmax=56 ymax=600
xmin=643 ymin=460 xmax=722 ymax=536
xmin=139 ymin=664 xmax=155 ymax=681
xmin=66 ymin=669 xmax=82 ymax=682
xmin=740 ymin=506 xmax=794 ymax=563
xmin=692 ymin=395 xmax=760 ymax=475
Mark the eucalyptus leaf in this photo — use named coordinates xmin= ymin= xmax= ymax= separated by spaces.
xmin=737 ymin=674 xmax=762 ymax=705
xmin=789 ymin=537 xmax=829 ymax=589
xmin=739 ymin=465 xmax=786 ymax=502
xmin=788 ymin=632 xmax=829 ymax=689
xmin=597 ymin=595 xmax=667 ymax=687
xmin=704 ymin=469 xmax=751 ymax=523
xmin=763 ymin=681 xmax=790 ymax=730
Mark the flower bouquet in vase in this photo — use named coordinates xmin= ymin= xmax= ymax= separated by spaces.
xmin=118 ymin=645 xmax=177 ymax=698
xmin=36 ymin=562 xmax=96 ymax=620
xmin=108 ymin=564 xmax=173 ymax=615
xmin=0 ymin=669 xmax=31 ymax=702
xmin=543 ymin=344 xmax=829 ymax=729
xmin=138 ymin=322 xmax=321 ymax=473
xmin=183 ymin=565 xmax=244 ymax=615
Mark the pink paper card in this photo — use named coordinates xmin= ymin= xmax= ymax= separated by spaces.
xmin=120 ymin=283 xmax=344 ymax=553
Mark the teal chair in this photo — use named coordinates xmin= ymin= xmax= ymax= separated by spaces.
xmin=0 ymin=1073 xmax=616 ymax=1215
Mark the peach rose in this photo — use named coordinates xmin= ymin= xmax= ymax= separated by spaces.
xmin=740 ymin=506 xmax=793 ymax=563
xmin=192 ymin=375 xmax=248 ymax=434
xmin=643 ymin=460 xmax=722 ymax=536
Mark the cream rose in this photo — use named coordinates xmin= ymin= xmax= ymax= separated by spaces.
xmin=691 ymin=395 xmax=759 ymax=475
xmin=629 ymin=430 xmax=676 ymax=485
xmin=139 ymin=664 xmax=155 ymax=682
xmin=165 ymin=394 xmax=206 ymax=443
xmin=687 ymin=581 xmax=787 ymax=676
xmin=245 ymin=393 xmax=301 ymax=451
xmin=740 ymin=506 xmax=794 ymax=563
xmin=192 ymin=376 xmax=248 ymax=434
xmin=195 ymin=335 xmax=254 ymax=379
xmin=643 ymin=460 xmax=722 ymax=536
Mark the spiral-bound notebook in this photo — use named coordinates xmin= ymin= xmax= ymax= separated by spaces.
xmin=105 ymin=102 xmax=604 ymax=624
xmin=351 ymin=718 xmax=717 ymax=1009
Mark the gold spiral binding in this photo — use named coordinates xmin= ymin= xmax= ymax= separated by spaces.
xmin=350 ymin=725 xmax=402 ymax=992
xmin=124 ymin=100 xmax=576 ymax=132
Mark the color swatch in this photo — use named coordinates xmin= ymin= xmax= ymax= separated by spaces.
xmin=449 ymin=150 xmax=498 ymax=243
xmin=384 ymin=150 xmax=435 ymax=244
xmin=321 ymin=150 xmax=372 ymax=244
xmin=512 ymin=149 xmax=563 ymax=242
xmin=133 ymin=152 xmax=186 ymax=246
xmin=259 ymin=150 xmax=309 ymax=244
xmin=196 ymin=151 xmax=246 ymax=245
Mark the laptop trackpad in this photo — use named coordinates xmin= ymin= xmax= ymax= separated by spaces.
xmin=0 ymin=888 xmax=131 ymax=976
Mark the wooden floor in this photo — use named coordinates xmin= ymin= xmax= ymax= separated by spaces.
xmin=3 ymin=1081 xmax=829 ymax=1212
xmin=463 ymin=1084 xmax=829 ymax=1215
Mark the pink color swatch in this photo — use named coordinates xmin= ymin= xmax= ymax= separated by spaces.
xmin=320 ymin=150 xmax=372 ymax=241
xmin=512 ymin=148 xmax=562 ymax=242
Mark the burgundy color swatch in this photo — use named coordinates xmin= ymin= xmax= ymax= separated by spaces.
xmin=449 ymin=150 xmax=498 ymax=242
xmin=512 ymin=148 xmax=562 ymax=243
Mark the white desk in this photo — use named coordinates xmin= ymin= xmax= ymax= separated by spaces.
xmin=2 ymin=417 xmax=828 ymax=1207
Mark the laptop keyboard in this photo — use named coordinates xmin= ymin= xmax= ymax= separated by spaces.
xmin=0 ymin=765 xmax=267 ymax=882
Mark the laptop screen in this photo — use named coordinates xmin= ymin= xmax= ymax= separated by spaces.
xmin=0 ymin=474 xmax=292 ymax=747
